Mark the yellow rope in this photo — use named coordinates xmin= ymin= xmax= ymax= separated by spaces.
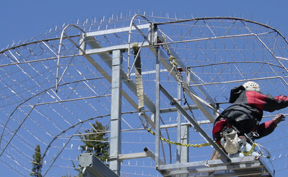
xmin=147 ymin=128 xmax=210 ymax=148
xmin=241 ymin=143 xmax=257 ymax=156
xmin=147 ymin=128 xmax=257 ymax=155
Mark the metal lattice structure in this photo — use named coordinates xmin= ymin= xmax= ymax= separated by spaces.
xmin=1 ymin=13 xmax=288 ymax=176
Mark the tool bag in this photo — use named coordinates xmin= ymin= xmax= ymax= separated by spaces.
xmin=221 ymin=129 xmax=240 ymax=154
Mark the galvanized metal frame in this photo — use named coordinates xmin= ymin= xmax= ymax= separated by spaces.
xmin=80 ymin=19 xmax=275 ymax=176
xmin=0 ymin=15 xmax=285 ymax=177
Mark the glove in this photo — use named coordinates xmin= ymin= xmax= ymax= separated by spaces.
xmin=272 ymin=114 xmax=285 ymax=124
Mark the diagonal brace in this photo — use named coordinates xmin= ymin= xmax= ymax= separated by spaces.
xmin=159 ymin=84 xmax=230 ymax=162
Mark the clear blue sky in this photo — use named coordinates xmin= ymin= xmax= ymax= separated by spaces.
xmin=1 ymin=1 xmax=288 ymax=176
xmin=1 ymin=1 xmax=288 ymax=49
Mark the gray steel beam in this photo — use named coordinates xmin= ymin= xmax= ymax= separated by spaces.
xmin=144 ymin=147 xmax=166 ymax=165
xmin=155 ymin=46 xmax=161 ymax=168
xmin=78 ymin=153 xmax=118 ymax=177
xmin=118 ymin=147 xmax=167 ymax=166
xmin=159 ymin=84 xmax=230 ymax=162
xmin=180 ymin=124 xmax=189 ymax=177
xmin=86 ymin=24 xmax=150 ymax=37
xmin=160 ymin=122 xmax=191 ymax=129
xmin=118 ymin=152 xmax=147 ymax=160
xmin=176 ymin=81 xmax=182 ymax=164
xmin=180 ymin=124 xmax=189 ymax=164
xmin=130 ymin=68 xmax=168 ymax=76
xmin=160 ymin=105 xmax=198 ymax=113
xmin=110 ymin=50 xmax=122 ymax=175
xmin=85 ymin=42 xmax=148 ymax=55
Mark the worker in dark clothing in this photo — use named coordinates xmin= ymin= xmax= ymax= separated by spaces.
xmin=211 ymin=81 xmax=287 ymax=159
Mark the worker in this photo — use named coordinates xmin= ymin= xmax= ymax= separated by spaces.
xmin=211 ymin=81 xmax=287 ymax=159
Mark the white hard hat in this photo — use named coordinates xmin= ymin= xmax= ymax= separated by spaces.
xmin=243 ymin=81 xmax=260 ymax=92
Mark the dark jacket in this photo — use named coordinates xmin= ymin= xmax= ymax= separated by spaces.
xmin=213 ymin=85 xmax=288 ymax=144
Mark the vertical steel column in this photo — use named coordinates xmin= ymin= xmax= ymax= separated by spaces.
xmin=176 ymin=81 xmax=182 ymax=164
xmin=155 ymin=46 xmax=161 ymax=169
xmin=180 ymin=70 xmax=190 ymax=177
xmin=181 ymin=124 xmax=189 ymax=177
xmin=110 ymin=50 xmax=123 ymax=175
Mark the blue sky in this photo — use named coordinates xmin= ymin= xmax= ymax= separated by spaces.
xmin=1 ymin=1 xmax=288 ymax=177
xmin=1 ymin=1 xmax=288 ymax=49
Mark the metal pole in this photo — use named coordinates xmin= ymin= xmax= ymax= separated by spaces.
xmin=176 ymin=81 xmax=182 ymax=164
xmin=155 ymin=46 xmax=161 ymax=169
xmin=110 ymin=50 xmax=123 ymax=175
xmin=180 ymin=124 xmax=189 ymax=177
